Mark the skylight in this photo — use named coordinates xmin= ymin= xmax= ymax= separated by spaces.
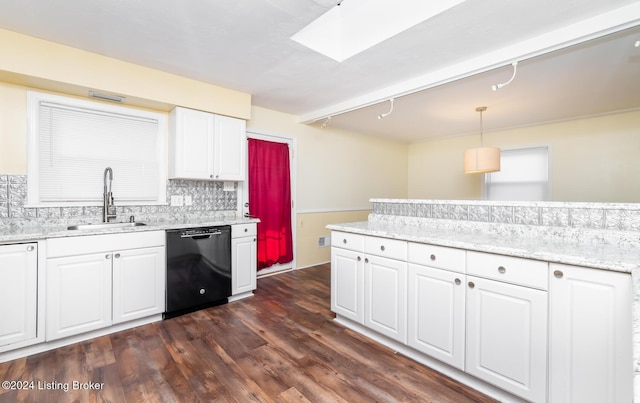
xmin=291 ymin=0 xmax=466 ymax=62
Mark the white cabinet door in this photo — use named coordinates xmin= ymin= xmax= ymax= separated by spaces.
xmin=364 ymin=255 xmax=407 ymax=343
xmin=407 ymin=263 xmax=465 ymax=370
xmin=112 ymin=247 xmax=166 ymax=324
xmin=331 ymin=247 xmax=364 ymax=323
xmin=465 ymin=276 xmax=548 ymax=403
xmin=232 ymin=236 xmax=257 ymax=295
xmin=214 ymin=114 xmax=246 ymax=181
xmin=46 ymin=253 xmax=112 ymax=341
xmin=169 ymin=107 xmax=215 ymax=180
xmin=0 ymin=243 xmax=37 ymax=347
xmin=549 ymin=264 xmax=632 ymax=403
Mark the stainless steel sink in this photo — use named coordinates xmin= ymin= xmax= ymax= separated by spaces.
xmin=67 ymin=222 xmax=147 ymax=230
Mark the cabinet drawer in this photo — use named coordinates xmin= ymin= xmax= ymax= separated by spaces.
xmin=408 ymin=243 xmax=465 ymax=273
xmin=232 ymin=223 xmax=256 ymax=238
xmin=467 ymin=251 xmax=548 ymax=290
xmin=331 ymin=231 xmax=364 ymax=252
xmin=365 ymin=236 xmax=407 ymax=260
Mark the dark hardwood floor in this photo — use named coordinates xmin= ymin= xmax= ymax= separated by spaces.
xmin=0 ymin=264 xmax=496 ymax=402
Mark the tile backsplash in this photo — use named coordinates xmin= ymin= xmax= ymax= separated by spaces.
xmin=371 ymin=198 xmax=640 ymax=232
xmin=0 ymin=174 xmax=238 ymax=226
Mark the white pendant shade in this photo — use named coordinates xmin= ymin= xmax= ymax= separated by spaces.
xmin=464 ymin=147 xmax=501 ymax=173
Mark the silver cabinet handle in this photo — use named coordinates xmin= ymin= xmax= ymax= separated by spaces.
xmin=380 ymin=245 xmax=385 ymax=251
xmin=468 ymin=281 xmax=475 ymax=288
xmin=114 ymin=253 xmax=121 ymax=258
xmin=105 ymin=254 xmax=111 ymax=259
xmin=554 ymin=270 xmax=564 ymax=278
xmin=498 ymin=266 xmax=506 ymax=274
xmin=26 ymin=245 xmax=35 ymax=252
xmin=430 ymin=254 xmax=436 ymax=261
xmin=455 ymin=278 xmax=461 ymax=285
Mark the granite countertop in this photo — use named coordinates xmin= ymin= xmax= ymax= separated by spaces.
xmin=0 ymin=216 xmax=260 ymax=243
xmin=327 ymin=219 xmax=640 ymax=274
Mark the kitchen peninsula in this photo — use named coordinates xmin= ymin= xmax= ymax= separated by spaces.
xmin=328 ymin=198 xmax=640 ymax=403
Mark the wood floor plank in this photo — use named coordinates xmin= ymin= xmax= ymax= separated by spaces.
xmin=0 ymin=264 xmax=497 ymax=403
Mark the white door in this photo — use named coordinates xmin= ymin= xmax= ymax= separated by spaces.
xmin=364 ymin=255 xmax=407 ymax=343
xmin=0 ymin=243 xmax=37 ymax=347
xmin=112 ymin=247 xmax=166 ymax=324
xmin=214 ymin=115 xmax=246 ymax=181
xmin=241 ymin=131 xmax=296 ymax=276
xmin=46 ymin=253 xmax=112 ymax=341
xmin=232 ymin=236 xmax=258 ymax=295
xmin=465 ymin=276 xmax=548 ymax=403
xmin=549 ymin=264 xmax=632 ymax=403
xmin=331 ymin=247 xmax=364 ymax=323
xmin=407 ymin=263 xmax=465 ymax=370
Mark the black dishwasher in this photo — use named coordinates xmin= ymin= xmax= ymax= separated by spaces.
xmin=165 ymin=226 xmax=231 ymax=319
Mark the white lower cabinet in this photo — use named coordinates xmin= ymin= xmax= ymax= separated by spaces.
xmin=330 ymin=231 xmax=633 ymax=403
xmin=549 ymin=263 xmax=632 ymax=403
xmin=46 ymin=253 xmax=112 ymax=341
xmin=0 ymin=243 xmax=38 ymax=347
xmin=231 ymin=223 xmax=257 ymax=298
xmin=364 ymin=255 xmax=407 ymax=343
xmin=46 ymin=231 xmax=165 ymax=341
xmin=465 ymin=275 xmax=548 ymax=403
xmin=407 ymin=263 xmax=465 ymax=370
xmin=112 ymin=247 xmax=165 ymax=324
xmin=331 ymin=247 xmax=364 ymax=323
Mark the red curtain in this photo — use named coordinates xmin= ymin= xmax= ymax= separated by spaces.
xmin=248 ymin=139 xmax=293 ymax=270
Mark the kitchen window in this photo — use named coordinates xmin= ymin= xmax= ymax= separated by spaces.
xmin=27 ymin=91 xmax=167 ymax=207
xmin=484 ymin=146 xmax=550 ymax=201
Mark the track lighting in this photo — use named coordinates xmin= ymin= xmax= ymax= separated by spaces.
xmin=321 ymin=116 xmax=332 ymax=128
xmin=491 ymin=61 xmax=518 ymax=91
xmin=377 ymin=98 xmax=394 ymax=119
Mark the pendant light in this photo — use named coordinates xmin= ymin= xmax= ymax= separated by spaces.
xmin=464 ymin=106 xmax=500 ymax=174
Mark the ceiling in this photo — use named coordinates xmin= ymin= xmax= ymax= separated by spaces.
xmin=0 ymin=0 xmax=639 ymax=142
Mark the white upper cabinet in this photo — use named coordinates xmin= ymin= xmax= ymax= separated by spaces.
xmin=169 ymin=106 xmax=246 ymax=181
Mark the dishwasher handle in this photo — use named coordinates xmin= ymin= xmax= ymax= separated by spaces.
xmin=180 ymin=231 xmax=223 ymax=239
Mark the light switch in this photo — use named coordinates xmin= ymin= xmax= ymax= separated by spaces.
xmin=171 ymin=195 xmax=184 ymax=206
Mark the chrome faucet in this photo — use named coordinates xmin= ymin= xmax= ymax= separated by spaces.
xmin=103 ymin=167 xmax=117 ymax=222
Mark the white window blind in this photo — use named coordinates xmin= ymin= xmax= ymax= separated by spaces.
xmin=28 ymin=91 xmax=166 ymax=206
xmin=485 ymin=146 xmax=550 ymax=201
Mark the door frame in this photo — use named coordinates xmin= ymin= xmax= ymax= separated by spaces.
xmin=239 ymin=129 xmax=297 ymax=277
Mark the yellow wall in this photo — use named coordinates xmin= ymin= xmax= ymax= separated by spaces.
xmin=408 ymin=110 xmax=640 ymax=203
xmin=0 ymin=28 xmax=251 ymax=119
xmin=0 ymin=83 xmax=27 ymax=173
xmin=296 ymin=210 xmax=371 ymax=268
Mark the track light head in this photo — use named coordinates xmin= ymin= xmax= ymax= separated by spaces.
xmin=377 ymin=98 xmax=394 ymax=119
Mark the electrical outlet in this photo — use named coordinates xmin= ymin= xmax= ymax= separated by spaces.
xmin=184 ymin=195 xmax=193 ymax=206
xmin=171 ymin=195 xmax=184 ymax=206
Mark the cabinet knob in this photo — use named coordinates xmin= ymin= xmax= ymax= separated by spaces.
xmin=343 ymin=239 xmax=347 ymax=244
xmin=380 ymin=245 xmax=385 ymax=251
xmin=468 ymin=281 xmax=475 ymax=288
xmin=114 ymin=253 xmax=121 ymax=258
xmin=365 ymin=258 xmax=369 ymax=264
xmin=244 ymin=228 xmax=248 ymax=232
xmin=216 ymin=175 xmax=219 ymax=179
xmin=26 ymin=245 xmax=35 ymax=252
xmin=357 ymin=256 xmax=361 ymax=262
xmin=210 ymin=174 xmax=214 ymax=178
xmin=199 ymin=288 xmax=206 ymax=295
xmin=430 ymin=254 xmax=436 ymax=261
xmin=253 ymin=238 xmax=256 ymax=242
xmin=454 ymin=278 xmax=461 ymax=285
xmin=105 ymin=254 xmax=111 ymax=259
xmin=553 ymin=270 xmax=564 ymax=278
xmin=498 ymin=266 xmax=506 ymax=274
